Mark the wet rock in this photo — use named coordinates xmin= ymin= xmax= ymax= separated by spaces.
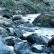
xmin=0 ymin=16 xmax=13 ymax=27
xmin=31 ymin=44 xmax=54 ymax=53
xmin=31 ymin=44 xmax=44 ymax=53
xmin=33 ymin=12 xmax=54 ymax=27
xmin=3 ymin=14 xmax=12 ymax=19
xmin=0 ymin=7 xmax=12 ymax=18
xmin=0 ymin=27 xmax=8 ymax=37
xmin=14 ymin=37 xmax=24 ymax=44
xmin=2 ymin=36 xmax=24 ymax=46
xmin=20 ymin=34 xmax=33 ymax=44
xmin=2 ymin=36 xmax=15 ymax=46
xmin=0 ymin=39 xmax=13 ymax=54
xmin=42 ymin=46 xmax=54 ymax=53
xmin=6 ymin=27 xmax=15 ymax=36
xmin=12 ymin=15 xmax=25 ymax=25
xmin=21 ymin=33 xmax=48 ymax=45
xmin=35 ymin=36 xmax=49 ymax=45
xmin=14 ymin=41 xmax=31 ymax=54
xmin=12 ymin=15 xmax=30 ymax=26
xmin=12 ymin=15 xmax=22 ymax=21
xmin=5 ymin=38 xmax=15 ymax=46
xmin=48 ymin=37 xmax=54 ymax=47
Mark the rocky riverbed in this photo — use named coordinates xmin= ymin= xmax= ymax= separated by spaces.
xmin=0 ymin=9 xmax=54 ymax=54
xmin=0 ymin=0 xmax=54 ymax=54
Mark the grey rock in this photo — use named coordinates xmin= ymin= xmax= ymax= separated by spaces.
xmin=23 ymin=33 xmax=48 ymax=45
xmin=0 ymin=7 xmax=12 ymax=18
xmin=35 ymin=35 xmax=49 ymax=45
xmin=33 ymin=12 xmax=54 ymax=27
xmin=31 ymin=43 xmax=54 ymax=53
xmin=1 ymin=36 xmax=15 ymax=46
xmin=0 ymin=16 xmax=13 ymax=27
xmin=14 ymin=38 xmax=22 ymax=44
xmin=12 ymin=15 xmax=29 ymax=26
xmin=0 ymin=27 xmax=8 ymax=37
xmin=42 ymin=46 xmax=54 ymax=53
xmin=14 ymin=41 xmax=31 ymax=54
xmin=0 ymin=38 xmax=13 ymax=54
xmin=5 ymin=37 xmax=15 ymax=46
xmin=48 ymin=37 xmax=54 ymax=47
xmin=12 ymin=15 xmax=22 ymax=21
xmin=31 ymin=44 xmax=44 ymax=53
xmin=2 ymin=36 xmax=23 ymax=46
xmin=31 ymin=44 xmax=54 ymax=53
xmin=6 ymin=27 xmax=15 ymax=36
xmin=14 ymin=28 xmax=23 ymax=37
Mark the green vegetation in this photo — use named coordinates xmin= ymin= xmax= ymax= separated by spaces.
xmin=0 ymin=0 xmax=53 ymax=15
xmin=0 ymin=0 xmax=44 ymax=14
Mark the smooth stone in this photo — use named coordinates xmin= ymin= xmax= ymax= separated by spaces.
xmin=12 ymin=15 xmax=22 ymax=21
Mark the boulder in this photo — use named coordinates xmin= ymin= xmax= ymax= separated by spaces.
xmin=48 ymin=37 xmax=54 ymax=47
xmin=0 ymin=7 xmax=12 ymax=18
xmin=0 ymin=39 xmax=13 ymax=54
xmin=21 ymin=33 xmax=48 ymax=45
xmin=5 ymin=37 xmax=15 ymax=46
xmin=1 ymin=36 xmax=15 ymax=46
xmin=31 ymin=43 xmax=54 ymax=53
xmin=12 ymin=15 xmax=22 ymax=21
xmin=0 ymin=16 xmax=13 ymax=27
xmin=2 ymin=36 xmax=23 ymax=46
xmin=33 ymin=12 xmax=54 ymax=27
xmin=6 ymin=27 xmax=15 ymax=36
xmin=31 ymin=44 xmax=44 ymax=53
